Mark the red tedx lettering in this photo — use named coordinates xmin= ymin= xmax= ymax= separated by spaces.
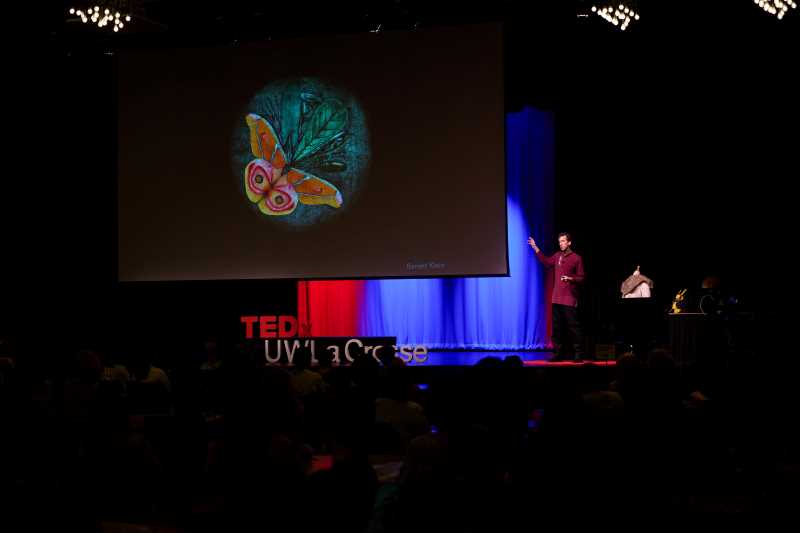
xmin=279 ymin=316 xmax=298 ymax=337
xmin=260 ymin=316 xmax=277 ymax=338
xmin=240 ymin=316 xmax=258 ymax=339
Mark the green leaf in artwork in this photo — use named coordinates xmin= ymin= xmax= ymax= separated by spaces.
xmin=293 ymin=99 xmax=349 ymax=163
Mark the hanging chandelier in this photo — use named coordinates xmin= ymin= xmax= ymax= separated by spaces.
xmin=68 ymin=2 xmax=133 ymax=32
xmin=591 ymin=3 xmax=640 ymax=31
xmin=753 ymin=0 xmax=797 ymax=19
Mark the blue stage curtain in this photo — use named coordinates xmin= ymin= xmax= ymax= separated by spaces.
xmin=359 ymin=107 xmax=554 ymax=349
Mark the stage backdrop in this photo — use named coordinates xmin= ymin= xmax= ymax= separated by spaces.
xmin=298 ymin=107 xmax=554 ymax=349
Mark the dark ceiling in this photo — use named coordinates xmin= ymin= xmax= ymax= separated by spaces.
xmin=44 ymin=1 xmax=798 ymax=52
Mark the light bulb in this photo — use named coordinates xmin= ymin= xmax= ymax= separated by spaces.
xmin=125 ymin=15 xmax=131 ymax=21
xmin=69 ymin=8 xmax=75 ymax=14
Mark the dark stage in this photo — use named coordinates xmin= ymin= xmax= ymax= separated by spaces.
xmin=410 ymin=350 xmax=616 ymax=367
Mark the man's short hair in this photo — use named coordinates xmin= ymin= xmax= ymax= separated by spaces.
xmin=558 ymin=232 xmax=572 ymax=242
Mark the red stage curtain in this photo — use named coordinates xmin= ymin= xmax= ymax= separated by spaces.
xmin=297 ymin=280 xmax=365 ymax=336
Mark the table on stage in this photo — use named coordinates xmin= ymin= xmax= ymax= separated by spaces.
xmin=668 ymin=312 xmax=707 ymax=365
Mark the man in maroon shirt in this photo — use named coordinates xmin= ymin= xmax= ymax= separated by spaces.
xmin=528 ymin=232 xmax=587 ymax=361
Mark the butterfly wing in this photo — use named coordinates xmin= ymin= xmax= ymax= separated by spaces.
xmin=244 ymin=159 xmax=298 ymax=216
xmin=243 ymin=115 xmax=298 ymax=216
xmin=287 ymin=168 xmax=343 ymax=208
xmin=246 ymin=113 xmax=287 ymax=169
xmin=256 ymin=176 xmax=298 ymax=216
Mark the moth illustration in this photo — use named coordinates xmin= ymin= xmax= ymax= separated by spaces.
xmin=244 ymin=94 xmax=347 ymax=216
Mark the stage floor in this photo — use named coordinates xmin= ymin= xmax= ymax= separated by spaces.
xmin=413 ymin=350 xmax=616 ymax=367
